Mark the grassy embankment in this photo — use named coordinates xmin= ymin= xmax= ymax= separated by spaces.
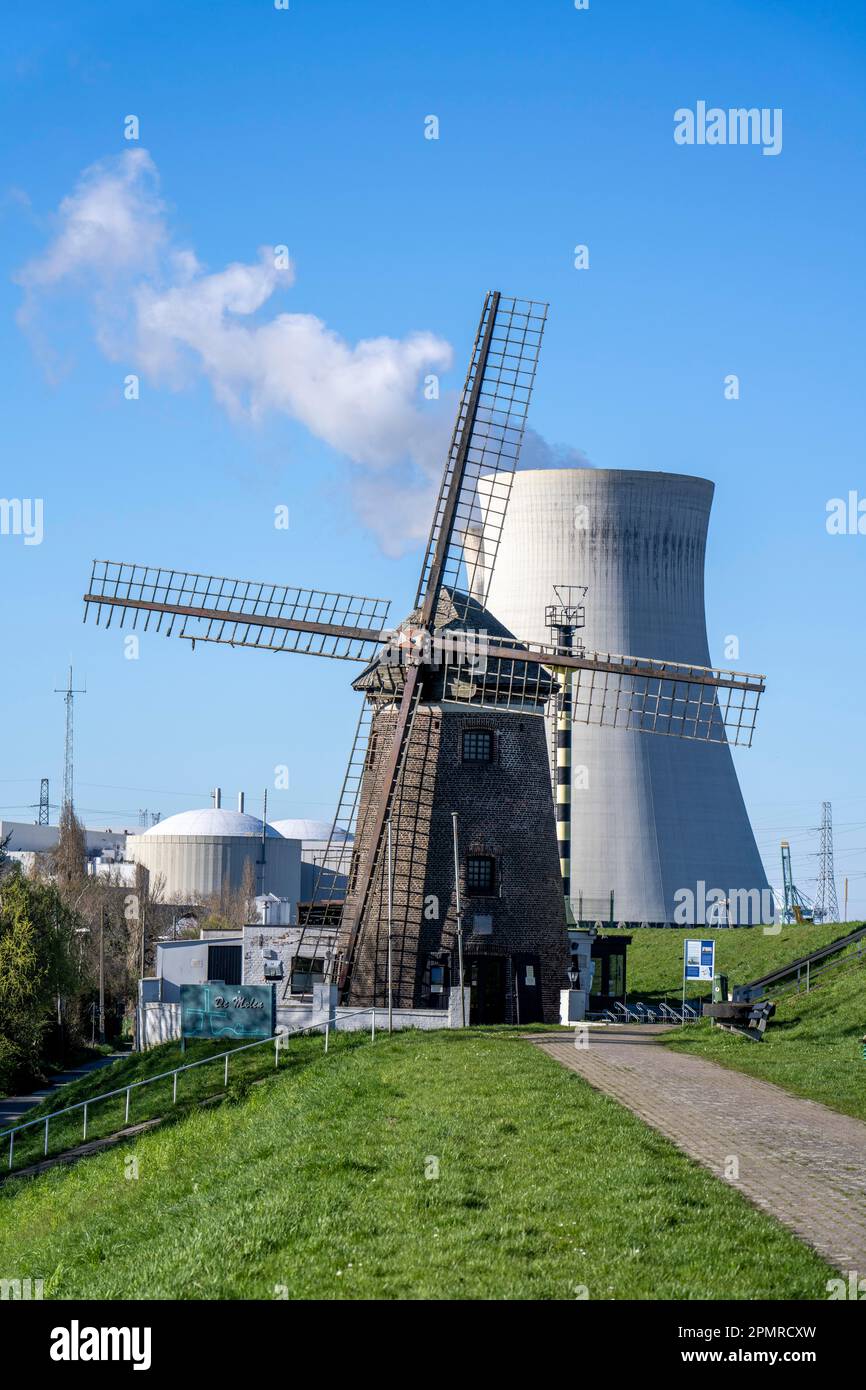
xmin=0 ymin=1029 xmax=836 ymax=1299
xmin=602 ymin=919 xmax=864 ymax=1005
xmin=608 ymin=920 xmax=866 ymax=1121
xmin=663 ymin=960 xmax=866 ymax=1122
xmin=1 ymin=1030 xmax=367 ymax=1173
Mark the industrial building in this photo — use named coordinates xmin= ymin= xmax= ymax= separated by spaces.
xmin=478 ymin=467 xmax=770 ymax=926
xmin=0 ymin=818 xmax=135 ymax=875
xmin=270 ymin=818 xmax=352 ymax=903
xmin=125 ymin=798 xmax=301 ymax=911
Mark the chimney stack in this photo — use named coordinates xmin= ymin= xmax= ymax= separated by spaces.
xmin=212 ymin=787 xmax=222 ymax=810
xmin=238 ymin=792 xmax=245 ymax=813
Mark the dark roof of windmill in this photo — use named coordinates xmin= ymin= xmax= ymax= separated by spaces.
xmin=351 ymin=588 xmax=557 ymax=708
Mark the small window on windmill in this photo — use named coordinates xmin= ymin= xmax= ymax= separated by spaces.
xmin=466 ymin=855 xmax=496 ymax=895
xmin=262 ymin=947 xmax=283 ymax=980
xmin=472 ymin=914 xmax=493 ymax=936
xmin=462 ymin=729 xmax=493 ymax=763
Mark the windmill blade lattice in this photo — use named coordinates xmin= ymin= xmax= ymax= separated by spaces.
xmin=438 ymin=636 xmax=764 ymax=747
xmin=84 ymin=560 xmax=390 ymax=662
xmin=568 ymin=654 xmax=763 ymax=747
xmin=415 ymin=293 xmax=547 ymax=624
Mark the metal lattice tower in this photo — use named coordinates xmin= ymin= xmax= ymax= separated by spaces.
xmin=815 ymin=800 xmax=840 ymax=922
xmin=54 ymin=666 xmax=86 ymax=811
xmin=545 ymin=585 xmax=587 ymax=922
xmin=38 ymin=778 xmax=49 ymax=826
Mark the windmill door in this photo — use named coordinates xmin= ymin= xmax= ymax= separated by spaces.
xmin=468 ymin=955 xmax=507 ymax=1025
xmin=512 ymin=954 xmax=543 ymax=1025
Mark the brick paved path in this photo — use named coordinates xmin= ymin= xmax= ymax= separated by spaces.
xmin=531 ymin=1027 xmax=866 ymax=1273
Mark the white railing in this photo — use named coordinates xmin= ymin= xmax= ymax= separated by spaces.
xmin=2 ymin=1008 xmax=379 ymax=1174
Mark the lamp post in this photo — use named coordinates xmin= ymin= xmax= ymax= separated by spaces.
xmin=451 ymin=812 xmax=466 ymax=1027
xmin=98 ymin=905 xmax=105 ymax=1045
xmin=386 ymin=818 xmax=394 ymax=1033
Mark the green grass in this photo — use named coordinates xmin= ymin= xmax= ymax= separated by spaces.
xmin=663 ymin=954 xmax=866 ymax=1122
xmin=605 ymin=920 xmax=864 ymax=1003
xmin=1 ymin=1031 xmax=362 ymax=1173
xmin=0 ymin=1030 xmax=836 ymax=1299
xmin=0 ymin=1043 xmax=121 ymax=1104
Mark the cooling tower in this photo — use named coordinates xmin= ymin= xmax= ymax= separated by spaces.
xmin=479 ymin=468 xmax=770 ymax=926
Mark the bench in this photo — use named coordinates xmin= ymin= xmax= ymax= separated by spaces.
xmin=702 ymin=998 xmax=776 ymax=1041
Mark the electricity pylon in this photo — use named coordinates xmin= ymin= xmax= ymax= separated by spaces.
xmin=815 ymin=800 xmax=840 ymax=922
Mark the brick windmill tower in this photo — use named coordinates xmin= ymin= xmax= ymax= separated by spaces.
xmin=83 ymin=292 xmax=765 ymax=1023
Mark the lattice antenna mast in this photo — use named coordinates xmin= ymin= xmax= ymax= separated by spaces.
xmin=38 ymin=778 xmax=49 ymax=826
xmin=815 ymin=800 xmax=840 ymax=922
xmin=54 ymin=666 xmax=86 ymax=812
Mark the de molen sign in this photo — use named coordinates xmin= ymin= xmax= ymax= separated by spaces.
xmin=180 ymin=982 xmax=276 ymax=1041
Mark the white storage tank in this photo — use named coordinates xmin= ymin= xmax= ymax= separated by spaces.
xmin=270 ymin=818 xmax=353 ymax=903
xmin=126 ymin=806 xmax=301 ymax=910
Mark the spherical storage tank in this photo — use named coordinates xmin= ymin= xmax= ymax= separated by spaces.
xmin=477 ymin=467 xmax=770 ymax=926
xmin=126 ymin=807 xmax=301 ymax=906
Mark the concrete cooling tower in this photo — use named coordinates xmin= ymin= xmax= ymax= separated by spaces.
xmin=478 ymin=468 xmax=770 ymax=926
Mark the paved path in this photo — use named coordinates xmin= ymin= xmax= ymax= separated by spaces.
xmin=0 ymin=1053 xmax=127 ymax=1128
xmin=531 ymin=1026 xmax=866 ymax=1274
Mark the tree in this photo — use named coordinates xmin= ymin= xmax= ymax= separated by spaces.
xmin=126 ymin=863 xmax=166 ymax=982
xmin=240 ymin=857 xmax=257 ymax=925
xmin=51 ymin=804 xmax=86 ymax=887
xmin=0 ymin=873 xmax=82 ymax=1091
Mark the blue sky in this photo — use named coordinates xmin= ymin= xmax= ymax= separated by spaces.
xmin=1 ymin=0 xmax=864 ymax=909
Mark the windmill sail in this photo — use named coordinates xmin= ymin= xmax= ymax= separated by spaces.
xmin=438 ymin=636 xmax=763 ymax=747
xmin=414 ymin=293 xmax=547 ymax=625
xmin=84 ymin=560 xmax=390 ymax=662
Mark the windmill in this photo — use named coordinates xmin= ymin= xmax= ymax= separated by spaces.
xmin=82 ymin=291 xmax=765 ymax=1023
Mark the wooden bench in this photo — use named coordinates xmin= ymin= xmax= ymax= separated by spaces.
xmin=702 ymin=999 xmax=775 ymax=1041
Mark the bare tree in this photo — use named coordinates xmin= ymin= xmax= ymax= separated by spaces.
xmin=51 ymin=803 xmax=86 ymax=886
xmin=240 ymin=857 xmax=257 ymax=925
xmin=127 ymin=863 xmax=166 ymax=981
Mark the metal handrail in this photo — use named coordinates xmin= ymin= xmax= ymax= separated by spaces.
xmin=2 ymin=1006 xmax=379 ymax=1171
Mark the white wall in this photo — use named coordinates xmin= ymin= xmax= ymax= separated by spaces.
xmin=155 ymin=935 xmax=242 ymax=1002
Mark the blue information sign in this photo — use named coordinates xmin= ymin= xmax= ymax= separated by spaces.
xmin=180 ymin=982 xmax=275 ymax=1041
xmin=684 ymin=939 xmax=715 ymax=982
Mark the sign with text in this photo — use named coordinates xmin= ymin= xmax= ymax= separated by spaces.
xmin=684 ymin=939 xmax=715 ymax=982
xmin=180 ymin=982 xmax=275 ymax=1041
